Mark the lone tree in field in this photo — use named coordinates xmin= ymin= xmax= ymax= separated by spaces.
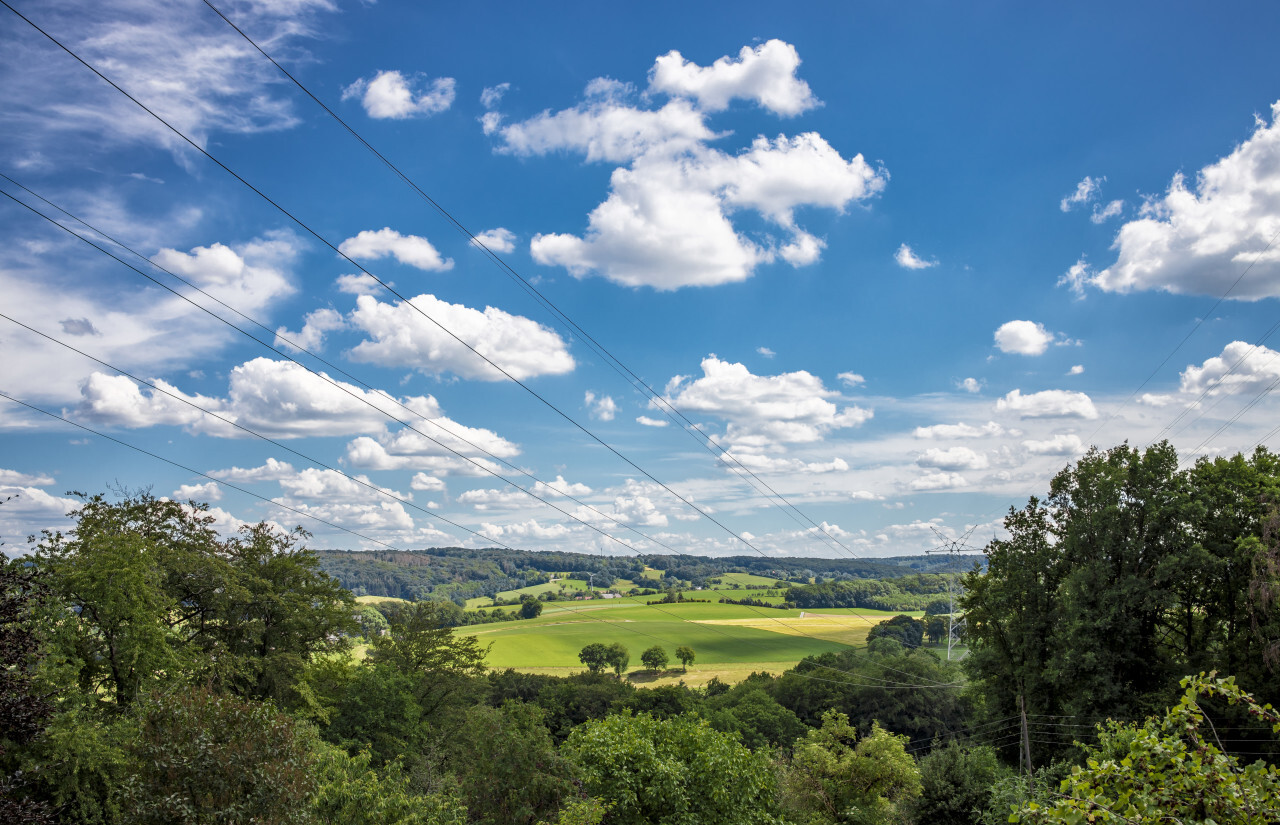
xmin=519 ymin=595 xmax=543 ymax=619
xmin=604 ymin=642 xmax=630 ymax=677
xmin=578 ymin=643 xmax=609 ymax=674
xmin=676 ymin=645 xmax=695 ymax=671
xmin=640 ymin=645 xmax=668 ymax=673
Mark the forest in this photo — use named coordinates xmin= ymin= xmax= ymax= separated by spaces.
xmin=2 ymin=441 xmax=1279 ymax=824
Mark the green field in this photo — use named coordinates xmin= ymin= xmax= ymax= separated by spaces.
xmin=466 ymin=577 xmax=589 ymax=608
xmin=457 ymin=597 xmax=915 ymax=685
xmin=708 ymin=572 xmax=785 ymax=588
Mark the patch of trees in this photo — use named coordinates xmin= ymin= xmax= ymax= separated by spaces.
xmin=786 ymin=574 xmax=954 ymax=611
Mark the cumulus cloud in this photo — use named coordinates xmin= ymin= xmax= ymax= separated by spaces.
xmin=584 ymin=391 xmax=618 ymax=421
xmin=339 ymin=228 xmax=453 ymax=272
xmin=1088 ymin=102 xmax=1280 ymax=299
xmin=410 ymin=473 xmax=446 ymax=492
xmin=0 ymin=469 xmax=55 ymax=486
xmin=994 ymin=320 xmax=1054 ymax=355
xmin=914 ymin=421 xmax=1006 ymax=439
xmin=75 ymin=358 xmax=461 ymax=439
xmin=0 ymin=484 xmax=79 ymax=544
xmin=1060 ymin=175 xmax=1103 ymax=212
xmin=479 ymin=519 xmax=575 ymax=541
xmin=648 ymin=40 xmax=819 ymax=116
xmin=342 ymin=406 xmax=519 ymax=477
xmin=480 ymin=83 xmax=510 ymax=109
xmin=471 ymin=228 xmax=516 ymax=253
xmin=757 ymin=346 xmax=776 ymax=358
xmin=909 ymin=472 xmax=968 ymax=491
xmin=489 ymin=41 xmax=883 ymax=290
xmin=458 ymin=487 xmax=533 ymax=510
xmin=894 ymin=244 xmax=937 ymax=270
xmin=535 ymin=475 xmax=593 ymax=497
xmin=173 ymin=481 xmax=222 ymax=502
xmin=347 ymin=293 xmax=574 ymax=381
xmin=1023 ymin=434 xmax=1086 ymax=456
xmin=916 ymin=447 xmax=989 ymax=471
xmin=1179 ymin=341 xmax=1280 ymax=396
xmin=662 ymin=356 xmax=872 ymax=448
xmin=1069 ymin=364 xmax=1085 ymax=375
xmin=335 ymin=273 xmax=384 ymax=296
xmin=342 ymin=71 xmax=455 ymax=119
xmin=275 ymin=308 xmax=346 ymax=353
xmin=636 ymin=415 xmax=668 ymax=427
xmin=209 ymin=458 xmax=296 ymax=483
xmin=152 ymin=235 xmax=296 ymax=314
xmin=996 ymin=388 xmax=1098 ymax=419
xmin=1091 ymin=199 xmax=1124 ymax=224
xmin=957 ymin=377 xmax=984 ymax=394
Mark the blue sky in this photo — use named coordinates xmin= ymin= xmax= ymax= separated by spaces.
xmin=4 ymin=0 xmax=1280 ymax=558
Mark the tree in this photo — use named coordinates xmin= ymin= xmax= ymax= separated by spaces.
xmin=640 ymin=645 xmax=668 ymax=672
xmin=563 ymin=711 xmax=777 ymax=825
xmin=520 ymin=596 xmax=544 ymax=619
xmin=578 ymin=643 xmax=610 ymax=674
xmin=777 ymin=710 xmax=921 ymax=825
xmin=867 ymin=614 xmax=925 ymax=648
xmin=120 ymin=688 xmax=316 ymax=825
xmin=310 ymin=742 xmax=466 ymax=825
xmin=604 ymin=642 xmax=630 ymax=677
xmin=367 ymin=600 xmax=488 ymax=715
xmin=675 ymin=645 xmax=695 ymax=671
xmin=1014 ymin=673 xmax=1280 ymax=824
xmin=0 ymin=560 xmax=57 ymax=824
xmin=909 ymin=742 xmax=1004 ymax=825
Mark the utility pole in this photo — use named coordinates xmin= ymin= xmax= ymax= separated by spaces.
xmin=1018 ymin=693 xmax=1033 ymax=775
xmin=926 ymin=525 xmax=977 ymax=660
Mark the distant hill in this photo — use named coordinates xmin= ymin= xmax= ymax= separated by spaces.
xmin=314 ymin=545 xmax=980 ymax=602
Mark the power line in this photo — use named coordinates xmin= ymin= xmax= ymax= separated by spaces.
xmin=197 ymin=0 xmax=863 ymax=561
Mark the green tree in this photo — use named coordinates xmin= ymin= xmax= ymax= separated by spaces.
xmin=909 ymin=742 xmax=1004 ymax=825
xmin=604 ymin=642 xmax=630 ymax=676
xmin=1014 ymin=673 xmax=1280 ymax=825
xmin=675 ymin=645 xmax=695 ymax=671
xmin=310 ymin=742 xmax=467 ymax=825
xmin=578 ymin=643 xmax=609 ymax=674
xmin=867 ymin=615 xmax=925 ymax=648
xmin=563 ymin=711 xmax=777 ymax=825
xmin=120 ymin=688 xmax=316 ymax=825
xmin=640 ymin=645 xmax=669 ymax=672
xmin=520 ymin=596 xmax=544 ymax=619
xmin=777 ymin=710 xmax=921 ymax=825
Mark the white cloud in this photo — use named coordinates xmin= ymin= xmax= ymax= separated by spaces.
xmin=584 ymin=391 xmax=618 ymax=421
xmin=914 ymin=421 xmax=1006 ymax=439
xmin=997 ymin=389 xmax=1098 ymax=419
xmin=152 ymin=235 xmax=296 ymax=314
xmin=343 ymin=71 xmax=455 ymax=119
xmin=0 ymin=485 xmax=79 ymax=544
xmin=636 ymin=416 xmax=668 ymax=427
xmin=1060 ymin=175 xmax=1103 ymax=211
xmin=0 ymin=469 xmax=55 ymax=486
xmin=910 ymin=472 xmax=968 ymax=491
xmin=343 ymin=407 xmax=519 ymax=476
xmin=75 ymin=358 xmax=462 ymax=439
xmin=480 ymin=83 xmax=510 ymax=109
xmin=757 ymin=346 xmax=776 ymax=359
xmin=472 ymin=228 xmax=516 ymax=254
xmin=611 ymin=494 xmax=668 ymax=527
xmin=275 ymin=308 xmax=346 ymax=353
xmin=209 ymin=458 xmax=296 ymax=483
xmin=458 ymin=487 xmax=533 ymax=510
xmin=1059 ymin=258 xmax=1093 ymax=297
xmin=1069 ymin=364 xmax=1085 ymax=375
xmin=731 ymin=452 xmax=850 ymax=475
xmin=647 ymin=39 xmax=819 ymax=116
xmin=661 ymin=356 xmax=872 ymax=448
xmin=491 ymin=42 xmax=882 ymax=290
xmin=1091 ymin=199 xmax=1124 ymax=224
xmin=1139 ymin=393 xmax=1177 ymax=407
xmin=410 ymin=473 xmax=446 ymax=492
xmin=895 ymin=243 xmax=937 ymax=270
xmin=1179 ymin=341 xmax=1280 ymax=396
xmin=347 ymin=293 xmax=574 ymax=381
xmin=534 ymin=475 xmax=593 ymax=498
xmin=838 ymin=372 xmax=866 ymax=388
xmin=957 ymin=377 xmax=984 ymax=394
xmin=1023 ymin=434 xmax=1086 ymax=456
xmin=339 ymin=228 xmax=454 ymax=272
xmin=0 ymin=1 xmax=336 ymax=162
xmin=994 ymin=320 xmax=1054 ymax=356
xmin=335 ymin=273 xmax=385 ymax=296
xmin=849 ymin=490 xmax=884 ymax=501
xmin=173 ymin=481 xmax=222 ymax=502
xmin=479 ymin=519 xmax=575 ymax=541
xmin=916 ymin=447 xmax=989 ymax=471
xmin=1090 ymin=102 xmax=1280 ymax=299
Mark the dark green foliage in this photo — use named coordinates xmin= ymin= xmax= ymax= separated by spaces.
xmin=704 ymin=684 xmax=807 ymax=750
xmin=909 ymin=742 xmax=1003 ymax=825
xmin=604 ymin=642 xmax=629 ymax=676
xmin=675 ymin=645 xmax=695 ymax=670
xmin=0 ymin=560 xmax=57 ymax=824
xmin=963 ymin=443 xmax=1280 ymax=760
xmin=866 ymin=614 xmax=925 ymax=648
xmin=449 ymin=701 xmax=577 ymax=825
xmin=640 ymin=645 xmax=668 ymax=671
xmin=577 ymin=643 xmax=609 ymax=674
xmin=485 ymin=670 xmax=635 ymax=742
xmin=519 ymin=595 xmax=543 ymax=619
xmin=563 ymin=711 xmax=777 ymax=825
xmin=121 ymin=688 xmax=315 ymax=825
xmin=309 ymin=743 xmax=466 ymax=825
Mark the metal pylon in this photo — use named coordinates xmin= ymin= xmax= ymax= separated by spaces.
xmin=927 ymin=525 xmax=976 ymax=660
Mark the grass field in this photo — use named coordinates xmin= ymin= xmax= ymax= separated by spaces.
xmin=466 ymin=577 xmax=589 ymax=608
xmin=708 ymin=572 xmax=785 ymax=588
xmin=354 ymin=595 xmax=409 ymax=605
xmin=457 ymin=598 xmax=916 ymax=683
